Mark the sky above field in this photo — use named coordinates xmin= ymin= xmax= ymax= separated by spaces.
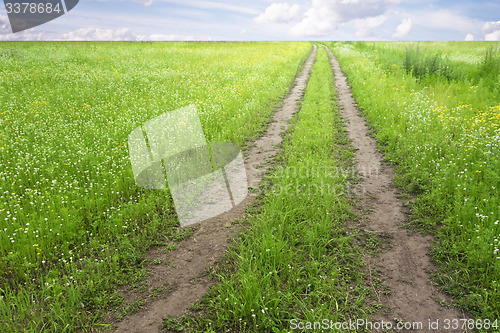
xmin=0 ymin=0 xmax=499 ymax=41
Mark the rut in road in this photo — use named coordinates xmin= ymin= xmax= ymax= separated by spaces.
xmin=106 ymin=44 xmax=318 ymax=333
xmin=324 ymin=44 xmax=469 ymax=333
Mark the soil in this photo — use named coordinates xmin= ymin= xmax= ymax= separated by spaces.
xmin=105 ymin=44 xmax=318 ymax=333
xmin=325 ymin=45 xmax=469 ymax=333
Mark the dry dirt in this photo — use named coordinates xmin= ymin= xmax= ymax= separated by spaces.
xmin=325 ymin=45 xmax=469 ymax=333
xmin=105 ymin=44 xmax=318 ymax=333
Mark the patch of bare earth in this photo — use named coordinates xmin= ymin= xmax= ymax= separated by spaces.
xmin=325 ymin=45 xmax=470 ymax=333
xmin=104 ymin=44 xmax=318 ymax=333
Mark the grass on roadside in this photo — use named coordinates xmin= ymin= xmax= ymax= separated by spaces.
xmin=329 ymin=41 xmax=500 ymax=322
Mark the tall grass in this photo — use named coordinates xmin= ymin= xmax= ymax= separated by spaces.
xmin=353 ymin=41 xmax=500 ymax=108
xmin=330 ymin=41 xmax=500 ymax=320
xmin=403 ymin=44 xmax=453 ymax=81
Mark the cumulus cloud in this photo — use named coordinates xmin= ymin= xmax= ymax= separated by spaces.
xmin=482 ymin=21 xmax=500 ymax=41
xmin=59 ymin=28 xmax=211 ymax=41
xmin=392 ymin=18 xmax=412 ymax=38
xmin=464 ymin=33 xmax=475 ymax=41
xmin=481 ymin=21 xmax=500 ymax=34
xmin=485 ymin=31 xmax=500 ymax=41
xmin=289 ymin=6 xmax=335 ymax=37
xmin=288 ymin=0 xmax=398 ymax=38
xmin=255 ymin=3 xmax=301 ymax=23
xmin=352 ymin=15 xmax=387 ymax=37
xmin=0 ymin=14 xmax=12 ymax=36
xmin=1 ymin=23 xmax=136 ymax=41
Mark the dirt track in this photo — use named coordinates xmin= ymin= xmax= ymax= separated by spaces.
xmin=325 ymin=44 xmax=468 ymax=333
xmin=107 ymin=44 xmax=318 ymax=333
xmin=108 ymin=43 xmax=468 ymax=333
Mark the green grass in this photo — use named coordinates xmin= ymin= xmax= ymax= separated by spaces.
xmin=169 ymin=46 xmax=370 ymax=332
xmin=0 ymin=41 xmax=311 ymax=332
xmin=349 ymin=41 xmax=500 ymax=109
xmin=329 ymin=41 xmax=500 ymax=322
xmin=5 ymin=39 xmax=496 ymax=332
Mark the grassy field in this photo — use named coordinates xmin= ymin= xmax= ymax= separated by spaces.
xmin=1 ymin=40 xmax=499 ymax=332
xmin=0 ymin=41 xmax=311 ymax=332
xmin=329 ymin=41 xmax=500 ymax=320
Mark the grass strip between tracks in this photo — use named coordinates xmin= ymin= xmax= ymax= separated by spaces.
xmin=166 ymin=46 xmax=370 ymax=332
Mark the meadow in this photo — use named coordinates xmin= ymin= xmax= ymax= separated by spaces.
xmin=1 ymin=40 xmax=499 ymax=332
xmin=329 ymin=41 xmax=500 ymax=319
xmin=0 ymin=41 xmax=311 ymax=332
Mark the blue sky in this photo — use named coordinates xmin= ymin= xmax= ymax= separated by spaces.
xmin=1 ymin=0 xmax=499 ymax=41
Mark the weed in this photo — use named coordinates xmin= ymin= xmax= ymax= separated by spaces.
xmin=115 ymin=299 xmax=144 ymax=322
xmin=162 ymin=315 xmax=185 ymax=331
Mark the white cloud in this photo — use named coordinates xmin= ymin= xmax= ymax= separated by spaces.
xmin=288 ymin=0 xmax=399 ymax=38
xmin=59 ymin=29 xmax=211 ymax=41
xmin=138 ymin=34 xmax=211 ymax=41
xmin=481 ymin=21 xmax=500 ymax=34
xmin=0 ymin=18 xmax=212 ymax=41
xmin=392 ymin=18 xmax=412 ymax=38
xmin=412 ymin=9 xmax=480 ymax=33
xmin=289 ymin=6 xmax=335 ymax=37
xmin=464 ymin=33 xmax=475 ymax=41
xmin=255 ymin=3 xmax=301 ymax=24
xmin=410 ymin=12 xmax=496 ymax=40
xmin=58 ymin=27 xmax=137 ymax=41
xmin=0 ymin=14 xmax=46 ymax=41
xmin=352 ymin=15 xmax=387 ymax=37
xmin=1 ymin=17 xmax=135 ymax=41
xmin=0 ymin=14 xmax=12 ymax=36
xmin=482 ymin=21 xmax=500 ymax=41
xmin=130 ymin=0 xmax=153 ymax=5
xmin=485 ymin=31 xmax=500 ymax=41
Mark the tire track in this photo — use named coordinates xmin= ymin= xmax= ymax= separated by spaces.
xmin=325 ymin=45 xmax=469 ymax=333
xmin=106 ymin=44 xmax=318 ymax=333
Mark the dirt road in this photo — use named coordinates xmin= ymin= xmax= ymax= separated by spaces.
xmin=107 ymin=44 xmax=318 ymax=333
xmin=325 ymin=44 xmax=468 ymax=333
